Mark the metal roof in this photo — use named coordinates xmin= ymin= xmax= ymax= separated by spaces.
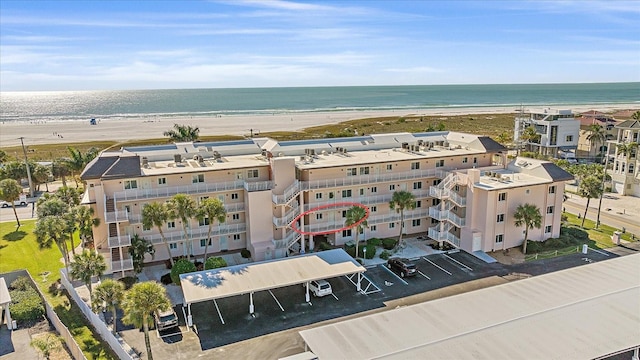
xmin=180 ymin=249 xmax=365 ymax=305
xmin=0 ymin=277 xmax=11 ymax=305
xmin=299 ymin=253 xmax=640 ymax=360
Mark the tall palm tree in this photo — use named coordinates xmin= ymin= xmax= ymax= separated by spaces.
xmin=0 ymin=178 xmax=23 ymax=228
xmin=586 ymin=124 xmax=606 ymax=159
xmin=520 ymin=126 xmax=541 ymax=153
xmin=513 ymin=203 xmax=542 ymax=254
xmin=92 ymin=279 xmax=125 ymax=334
xmin=122 ymin=282 xmax=172 ymax=360
xmin=578 ymin=175 xmax=603 ymax=228
xmin=35 ymin=216 xmax=71 ymax=274
xmin=617 ymin=142 xmax=639 ymax=163
xmin=142 ymin=202 xmax=174 ymax=266
xmin=389 ymin=190 xmax=416 ymax=249
xmin=168 ymin=194 xmax=197 ymax=258
xmin=632 ymin=110 xmax=640 ymax=120
xmin=195 ymin=198 xmax=227 ymax=261
xmin=74 ymin=205 xmax=100 ymax=251
xmin=163 ymin=124 xmax=200 ymax=142
xmin=344 ymin=205 xmax=369 ymax=259
xmin=70 ymin=250 xmax=106 ymax=296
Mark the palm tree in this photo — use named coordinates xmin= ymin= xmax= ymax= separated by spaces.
xmin=30 ymin=333 xmax=62 ymax=360
xmin=52 ymin=159 xmax=72 ymax=187
xmin=0 ymin=178 xmax=23 ymax=227
xmin=578 ymin=175 xmax=603 ymax=228
xmin=586 ymin=124 xmax=606 ymax=159
xmin=129 ymin=234 xmax=155 ymax=275
xmin=513 ymin=203 xmax=543 ymax=254
xmin=163 ymin=124 xmax=200 ymax=142
xmin=65 ymin=147 xmax=99 ymax=187
xmin=142 ymin=202 xmax=174 ymax=266
xmin=122 ymin=282 xmax=172 ymax=360
xmin=70 ymin=250 xmax=106 ymax=296
xmin=74 ymin=205 xmax=100 ymax=251
xmin=632 ymin=110 xmax=640 ymax=120
xmin=168 ymin=194 xmax=197 ymax=258
xmin=195 ymin=198 xmax=227 ymax=261
xmin=35 ymin=216 xmax=71 ymax=274
xmin=520 ymin=126 xmax=541 ymax=153
xmin=344 ymin=205 xmax=369 ymax=259
xmin=617 ymin=142 xmax=639 ymax=163
xmin=92 ymin=279 xmax=125 ymax=334
xmin=389 ymin=190 xmax=416 ymax=249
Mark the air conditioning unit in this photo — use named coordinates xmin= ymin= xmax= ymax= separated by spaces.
xmin=174 ymin=154 xmax=182 ymax=163
xmin=142 ymin=157 xmax=149 ymax=168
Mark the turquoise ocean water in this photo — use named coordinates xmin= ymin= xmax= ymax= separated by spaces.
xmin=1 ymin=83 xmax=638 ymax=123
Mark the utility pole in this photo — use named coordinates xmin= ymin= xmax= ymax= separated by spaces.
xmin=595 ymin=140 xmax=611 ymax=228
xmin=19 ymin=137 xmax=34 ymax=198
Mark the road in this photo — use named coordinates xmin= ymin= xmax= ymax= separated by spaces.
xmin=563 ymin=199 xmax=640 ymax=236
xmin=0 ymin=201 xmax=37 ymax=224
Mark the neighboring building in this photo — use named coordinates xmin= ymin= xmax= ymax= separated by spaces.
xmin=80 ymin=132 xmax=571 ymax=276
xmin=608 ymin=119 xmax=640 ymax=196
xmin=514 ymin=108 xmax=580 ymax=158
xmin=576 ymin=111 xmax=618 ymax=160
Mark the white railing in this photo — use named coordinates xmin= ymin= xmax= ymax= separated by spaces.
xmin=108 ymin=234 xmax=131 ymax=248
xmin=113 ymin=180 xmax=245 ymax=201
xmin=145 ymin=223 xmax=247 ymax=245
xmin=111 ymin=259 xmax=134 ymax=272
xmin=428 ymin=206 xmax=466 ymax=227
xmin=273 ymin=230 xmax=301 ymax=249
xmin=105 ymin=210 xmax=129 ymax=223
xmin=272 ymin=180 xmax=301 ymax=205
xmin=244 ymin=180 xmax=274 ymax=192
xmin=273 ymin=202 xmax=300 ymax=227
xmin=428 ymin=225 xmax=460 ymax=247
xmin=301 ymin=169 xmax=438 ymax=191
xmin=224 ymin=202 xmax=245 ymax=213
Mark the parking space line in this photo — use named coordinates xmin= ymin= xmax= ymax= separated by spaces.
xmin=268 ymin=290 xmax=285 ymax=312
xmin=422 ymin=257 xmax=452 ymax=275
xmin=331 ymin=293 xmax=339 ymax=301
xmin=213 ymin=299 xmax=225 ymax=325
xmin=417 ymin=270 xmax=431 ymax=280
xmin=443 ymin=254 xmax=473 ymax=271
xmin=380 ymin=264 xmax=409 ymax=285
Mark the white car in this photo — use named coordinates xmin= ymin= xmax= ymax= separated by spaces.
xmin=308 ymin=279 xmax=332 ymax=297
xmin=0 ymin=195 xmax=27 ymax=208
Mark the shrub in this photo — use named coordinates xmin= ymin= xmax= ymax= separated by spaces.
xmin=118 ymin=276 xmax=137 ymax=290
xmin=561 ymin=226 xmax=589 ymax=242
xmin=160 ymin=273 xmax=172 ymax=285
xmin=194 ymin=261 xmax=204 ymax=271
xmin=382 ymin=238 xmax=396 ymax=250
xmin=10 ymin=276 xmax=34 ymax=291
xmin=357 ymin=244 xmax=376 ymax=259
xmin=240 ymin=249 xmax=251 ymax=259
xmin=318 ymin=241 xmax=333 ymax=251
xmin=9 ymin=288 xmax=44 ymax=322
xmin=526 ymin=240 xmax=543 ymax=253
xmin=204 ymin=256 xmax=227 ymax=270
xmin=366 ymin=238 xmax=382 ymax=247
xmin=379 ymin=250 xmax=391 ymax=260
xmin=170 ymin=259 xmax=197 ymax=284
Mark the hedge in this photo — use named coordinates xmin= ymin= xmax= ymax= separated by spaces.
xmin=170 ymin=259 xmax=197 ymax=284
xmin=205 ymin=256 xmax=228 ymax=270
xmin=382 ymin=238 xmax=396 ymax=250
xmin=9 ymin=288 xmax=45 ymax=322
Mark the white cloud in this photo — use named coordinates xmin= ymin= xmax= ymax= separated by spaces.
xmin=384 ymin=66 xmax=443 ymax=73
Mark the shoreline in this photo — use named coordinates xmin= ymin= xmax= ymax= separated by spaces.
xmin=1 ymin=103 xmax=638 ymax=148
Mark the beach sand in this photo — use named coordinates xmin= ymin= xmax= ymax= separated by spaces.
xmin=1 ymin=104 xmax=637 ymax=148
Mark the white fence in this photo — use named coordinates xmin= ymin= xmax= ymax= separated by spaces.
xmin=59 ymin=269 xmax=140 ymax=360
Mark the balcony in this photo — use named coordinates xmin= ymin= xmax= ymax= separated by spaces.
xmin=244 ymin=180 xmax=274 ymax=192
xmin=429 ymin=187 xmax=466 ymax=206
xmin=111 ymin=259 xmax=134 ymax=273
xmin=113 ymin=180 xmax=245 ymax=202
xmin=145 ymin=223 xmax=247 ymax=245
xmin=105 ymin=210 xmax=129 ymax=223
xmin=428 ymin=206 xmax=466 ymax=227
xmin=273 ymin=230 xmax=301 ymax=250
xmin=108 ymin=234 xmax=132 ymax=248
xmin=302 ymin=169 xmax=438 ymax=191
xmin=428 ymin=225 xmax=460 ymax=247
xmin=272 ymin=180 xmax=301 ymax=205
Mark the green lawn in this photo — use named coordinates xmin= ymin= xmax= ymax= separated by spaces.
xmin=564 ymin=212 xmax=635 ymax=248
xmin=0 ymin=220 xmax=116 ymax=360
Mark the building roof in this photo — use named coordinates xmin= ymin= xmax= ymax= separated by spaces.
xmin=102 ymin=156 xmax=142 ymax=179
xmin=540 ymin=162 xmax=574 ymax=181
xmin=615 ymin=120 xmax=640 ymax=129
xmin=475 ymin=136 xmax=507 ymax=151
xmin=0 ymin=277 xmax=11 ymax=305
xmin=80 ymin=156 xmax=119 ymax=180
xmin=299 ymin=253 xmax=640 ymax=360
xmin=180 ymin=249 xmax=365 ymax=305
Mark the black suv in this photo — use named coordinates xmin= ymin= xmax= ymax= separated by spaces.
xmin=387 ymin=258 xmax=417 ymax=277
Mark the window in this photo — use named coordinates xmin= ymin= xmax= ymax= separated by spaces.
xmin=316 ymin=213 xmax=323 ymax=220
xmin=496 ymin=214 xmax=504 ymax=223
xmin=433 ymin=179 xmax=441 ymax=186
xmin=247 ymin=169 xmax=259 ymax=178
xmin=389 ymin=184 xmax=396 ymax=191
xmin=167 ymin=221 xmax=176 ymax=229
xmin=629 ymin=164 xmax=635 ymax=174
xmin=158 ymin=177 xmax=167 ymax=185
xmin=192 ymin=174 xmax=204 ymax=183
xmin=329 ymin=192 xmax=335 ymax=199
xmin=462 ymin=157 xmax=468 ymax=163
xmin=454 ymin=185 xmax=460 ymax=191
xmin=435 ymin=159 xmax=445 ymax=168
xmin=565 ymin=135 xmax=573 ymax=142
xmin=143 ymin=223 xmax=151 ymax=231
xmin=200 ymin=239 xmax=211 ymax=247
xmin=389 ymin=223 xmax=396 ymax=229
xmin=412 ymin=219 xmax=421 ymax=227
xmin=548 ymin=186 xmax=556 ymax=194
xmin=495 ymin=234 xmax=504 ymax=243
xmin=370 ymin=225 xmax=377 ymax=232
xmin=342 ymin=189 xmax=352 ymax=198
xmin=346 ymin=168 xmax=357 ymax=176
xmin=342 ymin=210 xmax=347 ymax=218
xmin=371 ymin=186 xmax=377 ymax=193
xmin=411 ymin=162 xmax=420 ymax=170
xmin=315 ymin=193 xmax=322 ymax=200
xmin=233 ymin=234 xmax=241 ymax=241
xmin=386 ymin=164 xmax=393 ymax=172
xmin=526 ymin=189 xmax=530 ymax=195
xmin=547 ymin=206 xmax=554 ymax=214
xmin=498 ymin=192 xmax=506 ymax=201
xmin=370 ymin=206 xmax=377 ymax=212
xmin=432 ymin=198 xmax=441 ymax=206
xmin=473 ymin=157 xmax=478 ymax=164
xmin=169 ymin=243 xmax=177 ymax=249
xmin=431 ymin=218 xmax=439 ymax=224
xmin=231 ymin=193 xmax=239 ymax=200
xmin=360 ymin=167 xmax=370 ymax=175
xmin=342 ymin=229 xmax=352 ymax=237
xmin=413 ymin=181 xmax=422 ymax=190
xmin=545 ymin=225 xmax=552 ymax=233
xmin=199 ymin=196 xmax=209 ymax=203
xmin=199 ymin=217 xmax=210 ymax=226
xmin=232 ymin=213 xmax=240 ymax=220
xmin=124 ymin=180 xmax=138 ymax=189
xmin=359 ymin=188 xmax=365 ymax=196
xmin=415 ymin=200 xmax=422 ymax=208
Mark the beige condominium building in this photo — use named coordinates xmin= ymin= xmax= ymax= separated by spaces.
xmin=80 ymin=132 xmax=572 ymax=276
xmin=608 ymin=119 xmax=640 ymax=196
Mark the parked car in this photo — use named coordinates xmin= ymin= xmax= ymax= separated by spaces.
xmin=308 ymin=279 xmax=333 ymax=297
xmin=154 ymin=308 xmax=178 ymax=330
xmin=0 ymin=194 xmax=27 ymax=208
xmin=387 ymin=258 xmax=417 ymax=277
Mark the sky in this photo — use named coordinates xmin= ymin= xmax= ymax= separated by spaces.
xmin=1 ymin=0 xmax=639 ymax=91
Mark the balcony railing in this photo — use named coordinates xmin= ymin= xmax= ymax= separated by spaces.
xmin=273 ymin=230 xmax=301 ymax=250
xmin=108 ymin=234 xmax=132 ymax=248
xmin=272 ymin=180 xmax=301 ymax=205
xmin=301 ymin=169 xmax=438 ymax=191
xmin=145 ymin=223 xmax=247 ymax=245
xmin=428 ymin=225 xmax=460 ymax=247
xmin=105 ymin=210 xmax=130 ymax=223
xmin=244 ymin=180 xmax=274 ymax=192
xmin=111 ymin=259 xmax=134 ymax=272
xmin=113 ymin=180 xmax=245 ymax=202
xmin=428 ymin=206 xmax=466 ymax=227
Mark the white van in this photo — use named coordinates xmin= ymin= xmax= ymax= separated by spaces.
xmin=0 ymin=194 xmax=27 ymax=208
xmin=308 ymin=279 xmax=332 ymax=297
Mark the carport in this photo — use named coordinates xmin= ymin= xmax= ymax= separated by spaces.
xmin=179 ymin=249 xmax=366 ymax=325
xmin=0 ymin=278 xmax=12 ymax=330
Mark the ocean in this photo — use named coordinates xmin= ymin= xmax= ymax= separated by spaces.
xmin=1 ymin=83 xmax=638 ymax=123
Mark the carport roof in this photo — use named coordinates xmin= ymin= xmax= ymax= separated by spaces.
xmin=0 ymin=278 xmax=11 ymax=305
xmin=180 ymin=249 xmax=365 ymax=305
xmin=299 ymin=253 xmax=640 ymax=360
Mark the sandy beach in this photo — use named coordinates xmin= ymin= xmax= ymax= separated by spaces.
xmin=1 ymin=104 xmax=638 ymax=148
